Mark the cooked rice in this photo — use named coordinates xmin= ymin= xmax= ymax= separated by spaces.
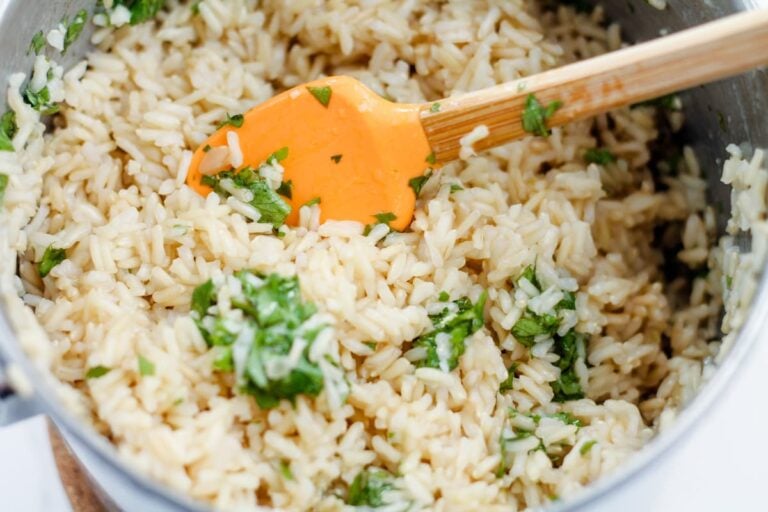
xmin=0 ymin=1 xmax=763 ymax=510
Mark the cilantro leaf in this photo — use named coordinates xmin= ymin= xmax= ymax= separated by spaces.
xmin=217 ymin=113 xmax=244 ymax=129
xmin=551 ymin=411 xmax=582 ymax=427
xmin=112 ymin=0 xmax=167 ymax=25
xmin=348 ymin=469 xmax=395 ymax=507
xmin=0 ymin=111 xmax=16 ymax=152
xmin=307 ymin=85 xmax=332 ymax=107
xmin=276 ymin=180 xmax=293 ymax=199
xmin=511 ymin=311 xmax=559 ymax=347
xmin=522 ymin=94 xmax=562 ymax=137
xmin=279 ymin=460 xmax=293 ymax=480
xmin=303 ymin=197 xmax=321 ymax=207
xmin=412 ymin=291 xmax=487 ymax=372
xmin=430 ymin=102 xmax=441 ymax=113
xmin=499 ymin=363 xmax=518 ymax=392
xmin=39 ymin=246 xmax=66 ymax=277
xmin=633 ymin=93 xmax=681 ymax=111
xmin=517 ymin=265 xmax=540 ymax=291
xmin=29 ymin=31 xmax=46 ymax=55
xmin=205 ymin=167 xmax=291 ymax=228
xmin=86 ymin=366 xmax=110 ymax=379
xmin=408 ymin=170 xmax=432 ymax=198
xmin=191 ymin=272 xmax=328 ymax=409
xmin=138 ymin=355 xmax=155 ymax=376
xmin=268 ymin=146 xmax=289 ymax=164
xmin=426 ymin=151 xmax=437 ymax=165
xmin=24 ymin=86 xmax=59 ymax=115
xmin=0 ymin=174 xmax=8 ymax=207
xmin=64 ymin=10 xmax=88 ymax=53
xmin=580 ymin=440 xmax=597 ymax=455
xmin=584 ymin=148 xmax=617 ymax=165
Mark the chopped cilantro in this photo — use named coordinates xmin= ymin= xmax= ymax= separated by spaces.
xmin=112 ymin=0 xmax=167 ymax=25
xmin=138 ymin=355 xmax=155 ymax=376
xmin=0 ymin=174 xmax=8 ymax=207
xmin=268 ymin=146 xmax=289 ymax=164
xmin=191 ymin=1 xmax=201 ymax=15
xmin=430 ymin=102 xmax=441 ymax=113
xmin=276 ymin=180 xmax=293 ymax=199
xmin=584 ymin=148 xmax=617 ymax=165
xmin=552 ymin=411 xmax=582 ymax=427
xmin=556 ymin=290 xmax=576 ymax=311
xmin=303 ymin=197 xmax=321 ymax=207
xmin=364 ymin=341 xmax=377 ymax=351
xmin=29 ymin=31 xmax=46 ymax=55
xmin=0 ymin=111 xmax=17 ymax=152
xmin=726 ymin=275 xmax=733 ymax=289
xmin=203 ymin=144 xmax=212 ymax=153
xmin=279 ymin=460 xmax=294 ymax=480
xmin=204 ymin=166 xmax=291 ymax=228
xmin=411 ymin=292 xmax=487 ymax=372
xmin=348 ymin=469 xmax=395 ymax=507
xmin=85 ymin=366 xmax=110 ymax=379
xmin=511 ymin=312 xmax=559 ymax=347
xmin=408 ymin=171 xmax=432 ymax=198
xmin=63 ymin=10 xmax=88 ymax=53
xmin=39 ymin=246 xmax=66 ymax=277
xmin=499 ymin=363 xmax=518 ymax=392
xmin=217 ymin=113 xmax=244 ymax=129
xmin=330 ymin=154 xmax=343 ymax=164
xmin=522 ymin=94 xmax=562 ymax=137
xmin=24 ymin=86 xmax=60 ymax=115
xmin=518 ymin=265 xmax=541 ymax=290
xmin=551 ymin=330 xmax=585 ymax=402
xmin=426 ymin=151 xmax=437 ymax=165
xmin=363 ymin=212 xmax=397 ymax=236
xmin=633 ymin=93 xmax=681 ymax=111
xmin=307 ymin=85 xmax=332 ymax=107
xmin=191 ymin=272 xmax=329 ymax=409
xmin=450 ymin=183 xmax=463 ymax=193
xmin=580 ymin=440 xmax=597 ymax=455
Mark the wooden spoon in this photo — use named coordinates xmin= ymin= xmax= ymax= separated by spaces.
xmin=186 ymin=10 xmax=768 ymax=231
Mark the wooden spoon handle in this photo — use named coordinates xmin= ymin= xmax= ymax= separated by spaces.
xmin=421 ymin=9 xmax=768 ymax=162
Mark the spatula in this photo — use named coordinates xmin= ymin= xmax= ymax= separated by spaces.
xmin=186 ymin=10 xmax=768 ymax=232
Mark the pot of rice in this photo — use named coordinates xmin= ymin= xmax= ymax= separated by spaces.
xmin=0 ymin=1 xmax=766 ymax=510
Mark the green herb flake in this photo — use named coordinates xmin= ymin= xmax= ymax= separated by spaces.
xmin=303 ymin=197 xmax=321 ymax=208
xmin=499 ymin=363 xmax=518 ymax=392
xmin=138 ymin=355 xmax=155 ymax=376
xmin=191 ymin=1 xmax=201 ymax=15
xmin=584 ymin=148 xmax=617 ymax=165
xmin=279 ymin=460 xmax=294 ymax=480
xmin=726 ymin=275 xmax=733 ymax=289
xmin=203 ymin=167 xmax=291 ymax=228
xmin=522 ymin=94 xmax=562 ymax=138
xmin=551 ymin=330 xmax=585 ymax=402
xmin=330 ymin=154 xmax=343 ymax=164
xmin=633 ymin=93 xmax=680 ymax=111
xmin=511 ymin=312 xmax=559 ymax=347
xmin=518 ymin=265 xmax=540 ymax=291
xmin=203 ymin=144 xmax=212 ymax=153
xmin=373 ymin=212 xmax=396 ymax=225
xmin=0 ymin=174 xmax=8 ymax=207
xmin=24 ymin=86 xmax=59 ymax=116
xmin=0 ymin=111 xmax=17 ymax=152
xmin=348 ymin=469 xmax=395 ymax=507
xmin=411 ymin=291 xmax=487 ymax=372
xmin=450 ymin=183 xmax=464 ymax=193
xmin=113 ymin=0 xmax=167 ymax=25
xmin=63 ymin=10 xmax=88 ymax=53
xmin=408 ymin=171 xmax=432 ymax=198
xmin=217 ymin=113 xmax=244 ymax=129
xmin=85 ymin=366 xmax=111 ymax=379
xmin=276 ymin=180 xmax=293 ymax=199
xmin=268 ymin=146 xmax=289 ymax=164
xmin=580 ymin=440 xmax=597 ymax=456
xmin=39 ymin=246 xmax=67 ymax=277
xmin=29 ymin=31 xmax=46 ymax=55
xmin=552 ymin=411 xmax=582 ymax=427
xmin=425 ymin=151 xmax=437 ymax=165
xmin=430 ymin=102 xmax=441 ymax=113
xmin=191 ymin=272 xmax=330 ymax=409
xmin=307 ymin=85 xmax=332 ymax=107
xmin=364 ymin=341 xmax=377 ymax=351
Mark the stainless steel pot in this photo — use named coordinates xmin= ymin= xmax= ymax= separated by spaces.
xmin=0 ymin=1 xmax=766 ymax=510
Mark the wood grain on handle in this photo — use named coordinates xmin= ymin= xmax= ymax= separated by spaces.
xmin=421 ymin=10 xmax=768 ymax=162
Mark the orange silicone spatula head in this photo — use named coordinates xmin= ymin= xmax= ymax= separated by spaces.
xmin=186 ymin=76 xmax=433 ymax=231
